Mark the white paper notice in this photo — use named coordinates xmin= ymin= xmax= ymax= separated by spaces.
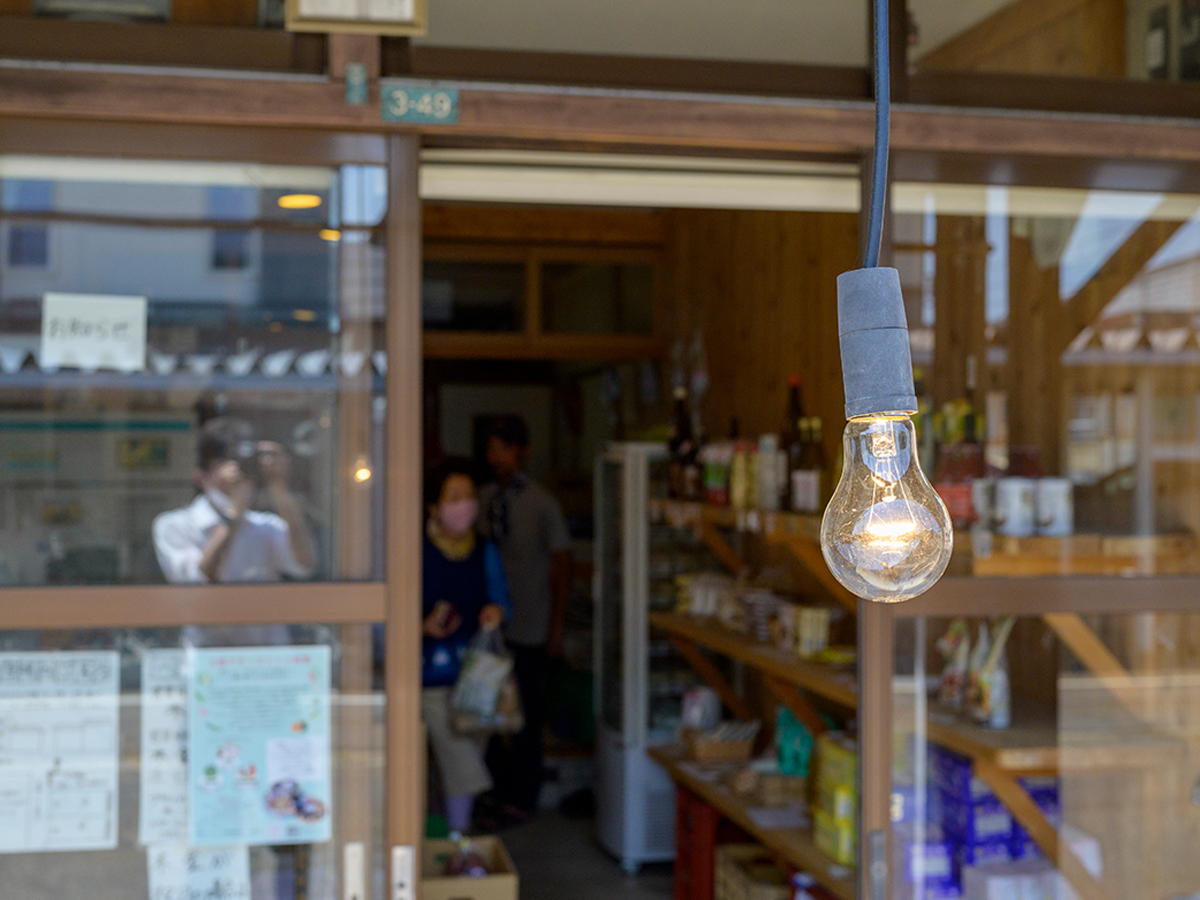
xmin=140 ymin=650 xmax=188 ymax=845
xmin=0 ymin=651 xmax=120 ymax=852
xmin=40 ymin=293 xmax=147 ymax=373
xmin=147 ymin=844 xmax=251 ymax=900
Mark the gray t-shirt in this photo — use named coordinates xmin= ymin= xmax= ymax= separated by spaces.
xmin=479 ymin=476 xmax=570 ymax=646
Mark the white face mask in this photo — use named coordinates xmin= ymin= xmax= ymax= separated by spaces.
xmin=205 ymin=487 xmax=238 ymax=520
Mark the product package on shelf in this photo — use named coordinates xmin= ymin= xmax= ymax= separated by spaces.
xmin=814 ymin=808 xmax=857 ymax=867
xmin=959 ymin=828 xmax=1101 ymax=900
xmin=715 ymin=844 xmax=791 ymax=900
xmin=893 ymin=825 xmax=957 ymax=894
xmin=775 ymin=706 xmax=814 ymax=779
xmin=684 ymin=720 xmax=760 ymax=762
xmin=1008 ymin=778 xmax=1062 ymax=860
xmin=795 ymin=606 xmax=832 ymax=659
xmin=814 ymin=733 xmax=858 ymax=866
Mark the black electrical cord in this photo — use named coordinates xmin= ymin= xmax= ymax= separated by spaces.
xmin=864 ymin=0 xmax=890 ymax=269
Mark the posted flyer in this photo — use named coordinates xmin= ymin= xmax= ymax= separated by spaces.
xmin=187 ymin=646 xmax=331 ymax=847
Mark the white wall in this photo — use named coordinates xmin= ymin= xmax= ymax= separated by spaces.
xmin=439 ymin=384 xmax=555 ymax=481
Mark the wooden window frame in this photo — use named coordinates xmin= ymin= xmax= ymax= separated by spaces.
xmin=421 ymin=242 xmax=667 ymax=360
xmin=0 ymin=119 xmax=424 ymax=887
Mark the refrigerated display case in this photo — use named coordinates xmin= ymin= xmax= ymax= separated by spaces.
xmin=593 ymin=441 xmax=723 ymax=872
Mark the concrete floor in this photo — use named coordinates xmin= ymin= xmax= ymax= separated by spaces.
xmin=503 ymin=811 xmax=674 ymax=900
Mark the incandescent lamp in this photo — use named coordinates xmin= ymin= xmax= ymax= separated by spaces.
xmin=819 ymin=268 xmax=952 ymax=602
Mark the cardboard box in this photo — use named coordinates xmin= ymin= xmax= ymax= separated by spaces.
xmin=716 ymin=844 xmax=791 ymax=900
xmin=422 ymin=837 xmax=519 ymax=900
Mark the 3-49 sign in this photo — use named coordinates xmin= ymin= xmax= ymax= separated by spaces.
xmin=381 ymin=86 xmax=459 ymax=124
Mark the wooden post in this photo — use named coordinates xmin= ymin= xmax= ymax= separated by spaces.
xmin=336 ymin=200 xmax=381 ymax=896
xmin=858 ymin=600 xmax=893 ymax=900
xmin=384 ymin=133 xmax=423 ymax=884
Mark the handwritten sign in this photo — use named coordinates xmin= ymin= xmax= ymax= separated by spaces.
xmin=381 ymin=86 xmax=458 ymax=124
xmin=0 ymin=651 xmax=120 ymax=853
xmin=40 ymin=293 xmax=147 ymax=373
xmin=140 ymin=650 xmax=188 ymax=846
xmin=147 ymin=845 xmax=251 ymax=900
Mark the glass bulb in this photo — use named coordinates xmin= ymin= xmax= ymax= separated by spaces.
xmin=820 ymin=414 xmax=952 ymax=602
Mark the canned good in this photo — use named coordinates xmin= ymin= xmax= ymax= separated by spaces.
xmin=994 ymin=477 xmax=1036 ymax=537
xmin=1036 ymin=477 xmax=1073 ymax=537
xmin=970 ymin=477 xmax=995 ymax=529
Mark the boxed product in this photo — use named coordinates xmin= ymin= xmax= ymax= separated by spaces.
xmin=939 ymin=792 xmax=1013 ymax=845
xmin=961 ymin=858 xmax=1057 ymax=900
xmin=894 ymin=884 xmax=963 ymax=900
xmin=814 ymin=808 xmax=856 ymax=866
xmin=421 ymin=837 xmax=519 ymax=900
xmin=817 ymin=778 xmax=856 ymax=823
xmin=1008 ymin=824 xmax=1101 ymax=890
xmin=929 ymin=745 xmax=994 ymax=804
xmin=1009 ymin=785 xmax=1062 ymax=860
xmin=955 ymin=838 xmax=1012 ymax=871
xmin=715 ymin=843 xmax=790 ymax=900
xmin=817 ymin=733 xmax=858 ymax=790
xmin=893 ymin=825 xmax=957 ymax=891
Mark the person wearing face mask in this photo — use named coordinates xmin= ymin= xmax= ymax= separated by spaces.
xmin=421 ymin=458 xmax=512 ymax=835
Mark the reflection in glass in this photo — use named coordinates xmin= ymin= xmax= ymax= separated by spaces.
xmin=0 ymin=157 xmax=387 ymax=585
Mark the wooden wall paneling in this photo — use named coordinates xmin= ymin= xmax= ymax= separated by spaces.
xmin=423 ymin=205 xmax=667 ymax=247
xmin=665 ymin=209 xmax=856 ymax=463
xmin=172 ymin=0 xmax=258 ymax=26
xmin=916 ymin=0 xmax=1125 ymax=79
xmin=931 ymin=217 xmax=989 ymax=410
xmin=1007 ymin=232 xmax=1065 ymax=475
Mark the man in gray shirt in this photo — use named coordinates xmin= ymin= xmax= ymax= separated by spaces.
xmin=478 ymin=415 xmax=571 ymax=820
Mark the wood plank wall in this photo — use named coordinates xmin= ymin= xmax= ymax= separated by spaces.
xmin=665 ymin=208 xmax=858 ymax=465
xmin=917 ymin=0 xmax=1126 ymax=78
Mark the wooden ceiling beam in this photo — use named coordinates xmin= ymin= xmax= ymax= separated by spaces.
xmin=3 ymin=64 xmax=1200 ymax=165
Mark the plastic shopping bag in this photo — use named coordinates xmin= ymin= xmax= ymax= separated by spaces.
xmin=450 ymin=627 xmax=524 ymax=735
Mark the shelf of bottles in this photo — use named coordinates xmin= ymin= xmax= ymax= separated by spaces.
xmin=661 ymin=380 xmax=1197 ymax=578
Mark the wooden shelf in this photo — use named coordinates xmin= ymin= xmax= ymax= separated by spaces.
xmin=649 ymin=498 xmax=1200 ymax=579
xmin=649 ymin=611 xmax=1081 ymax=774
xmin=648 ymin=611 xmax=857 ymax=710
xmin=647 ymin=744 xmax=856 ymax=900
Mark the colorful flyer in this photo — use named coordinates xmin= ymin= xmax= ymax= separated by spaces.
xmin=147 ymin=844 xmax=251 ymax=900
xmin=139 ymin=649 xmax=188 ymax=845
xmin=187 ymin=646 xmax=332 ymax=847
xmin=0 ymin=651 xmax=120 ymax=853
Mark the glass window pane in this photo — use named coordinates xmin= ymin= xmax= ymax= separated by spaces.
xmin=892 ymin=181 xmax=1200 ymax=572
xmin=421 ymin=259 xmax=525 ymax=331
xmin=894 ymin=612 xmax=1200 ymax=900
xmin=0 ymin=623 xmax=383 ymax=900
xmin=0 ymin=157 xmax=388 ymax=585
xmin=541 ymin=262 xmax=654 ymax=335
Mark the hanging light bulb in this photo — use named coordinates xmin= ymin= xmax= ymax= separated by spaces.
xmin=820 ymin=268 xmax=952 ymax=602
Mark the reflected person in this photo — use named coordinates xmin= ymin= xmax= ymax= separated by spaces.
xmin=153 ymin=418 xmax=316 ymax=585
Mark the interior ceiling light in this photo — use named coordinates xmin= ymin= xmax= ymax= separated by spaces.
xmin=819 ymin=0 xmax=952 ymax=603
xmin=319 ymin=229 xmax=341 ymax=242
xmin=278 ymin=193 xmax=322 ymax=210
